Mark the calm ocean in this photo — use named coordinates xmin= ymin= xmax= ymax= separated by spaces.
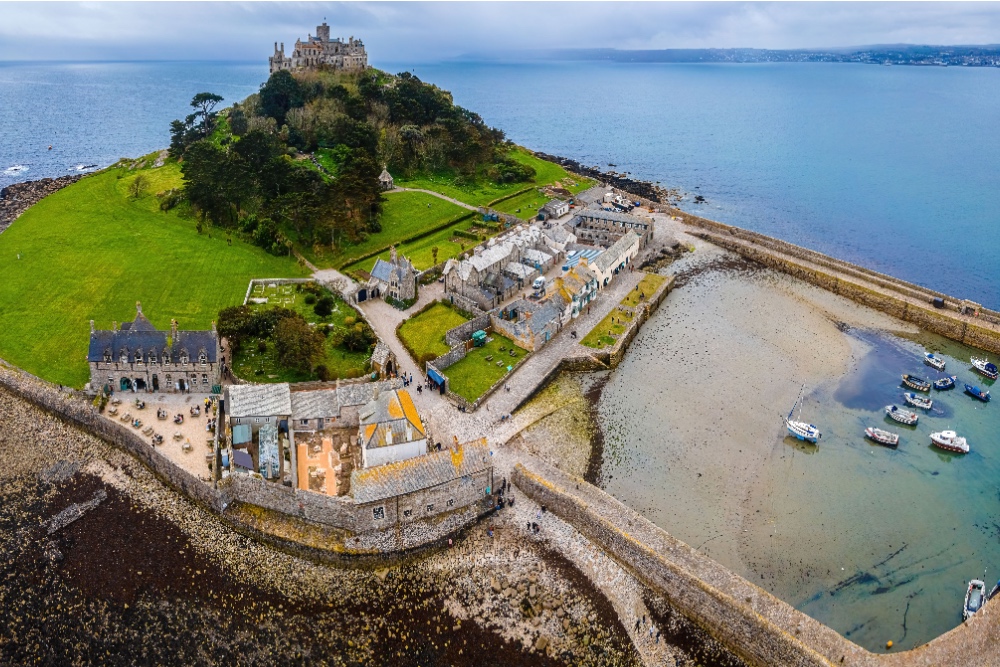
xmin=2 ymin=59 xmax=997 ymax=305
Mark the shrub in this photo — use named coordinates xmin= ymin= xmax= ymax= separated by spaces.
xmin=344 ymin=316 xmax=356 ymax=326
xmin=313 ymin=296 xmax=334 ymax=317
xmin=315 ymin=364 xmax=331 ymax=381
xmin=304 ymin=294 xmax=317 ymax=305
xmin=256 ymin=340 xmax=267 ymax=353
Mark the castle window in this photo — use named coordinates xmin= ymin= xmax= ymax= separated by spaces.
xmin=199 ymin=351 xmax=208 ymax=365
xmin=179 ymin=350 xmax=189 ymax=364
xmin=403 ymin=509 xmax=412 ymax=518
xmin=149 ymin=351 xmax=157 ymax=364
xmin=120 ymin=349 xmax=128 ymax=364
xmin=135 ymin=348 xmax=143 ymax=364
xmin=447 ymin=498 xmax=455 ymax=507
xmin=426 ymin=504 xmax=434 ymax=513
xmin=372 ymin=506 xmax=385 ymax=520
xmin=103 ymin=349 xmax=112 ymax=363
xmin=202 ymin=374 xmax=208 ymax=384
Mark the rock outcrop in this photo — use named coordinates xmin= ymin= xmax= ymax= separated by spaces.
xmin=0 ymin=174 xmax=82 ymax=233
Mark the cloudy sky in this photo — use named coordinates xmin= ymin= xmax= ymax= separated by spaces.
xmin=3 ymin=2 xmax=1000 ymax=63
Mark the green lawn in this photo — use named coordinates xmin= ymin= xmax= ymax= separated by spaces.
xmin=445 ymin=334 xmax=525 ymax=403
xmin=0 ymin=159 xmax=307 ymax=387
xmin=303 ymin=190 xmax=469 ymax=269
xmin=343 ymin=221 xmax=481 ymax=274
xmin=581 ymin=307 xmax=635 ymax=349
xmin=397 ymin=303 xmax=470 ymax=362
xmin=621 ymin=274 xmax=668 ymax=308
xmin=394 ymin=148 xmax=593 ymax=208
xmin=491 ymin=189 xmax=548 ymax=218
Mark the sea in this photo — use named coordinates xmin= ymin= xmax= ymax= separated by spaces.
xmin=3 ymin=58 xmax=1000 ymax=651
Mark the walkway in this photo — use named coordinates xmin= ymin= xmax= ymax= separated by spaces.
xmin=387 ymin=187 xmax=478 ymax=211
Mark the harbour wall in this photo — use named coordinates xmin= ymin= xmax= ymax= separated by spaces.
xmin=673 ymin=211 xmax=1000 ymax=354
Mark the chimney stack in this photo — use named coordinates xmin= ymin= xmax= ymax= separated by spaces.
xmin=90 ymin=320 xmax=95 ymax=334
xmin=112 ymin=320 xmax=117 ymax=332
xmin=170 ymin=319 xmax=178 ymax=340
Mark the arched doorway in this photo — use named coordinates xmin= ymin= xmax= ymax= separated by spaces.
xmin=135 ymin=378 xmax=147 ymax=391
xmin=120 ymin=377 xmax=132 ymax=392
xmin=151 ymin=375 xmax=159 ymax=391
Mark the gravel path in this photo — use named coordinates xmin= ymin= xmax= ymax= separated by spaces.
xmin=389 ymin=187 xmax=479 ymax=211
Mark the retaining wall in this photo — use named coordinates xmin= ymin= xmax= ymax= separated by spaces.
xmin=445 ymin=313 xmax=493 ymax=347
xmin=697 ymin=232 xmax=1000 ymax=355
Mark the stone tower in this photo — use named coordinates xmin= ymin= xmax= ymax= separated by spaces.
xmin=316 ymin=21 xmax=331 ymax=42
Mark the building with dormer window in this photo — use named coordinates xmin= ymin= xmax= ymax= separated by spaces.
xmin=87 ymin=302 xmax=222 ymax=394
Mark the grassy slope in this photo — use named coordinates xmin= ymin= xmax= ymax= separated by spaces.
xmin=397 ymin=303 xmax=470 ymax=360
xmin=304 ymin=190 xmax=468 ymax=270
xmin=0 ymin=161 xmax=307 ymax=387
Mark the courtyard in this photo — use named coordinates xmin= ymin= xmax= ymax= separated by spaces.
xmin=445 ymin=333 xmax=526 ymax=403
xmin=397 ymin=302 xmax=471 ymax=363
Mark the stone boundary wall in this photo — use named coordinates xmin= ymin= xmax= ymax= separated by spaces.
xmin=698 ymin=231 xmax=1000 ymax=355
xmin=674 ymin=209 xmax=1000 ymax=326
xmin=445 ymin=313 xmax=493 ymax=347
xmin=446 ymin=293 xmax=488 ymax=317
xmin=593 ymin=274 xmax=674 ymax=368
xmin=430 ymin=344 xmax=467 ymax=373
xmin=512 ymin=459 xmax=874 ymax=667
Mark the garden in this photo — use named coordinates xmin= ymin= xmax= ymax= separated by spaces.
xmin=229 ymin=282 xmax=374 ymax=382
xmin=445 ymin=333 xmax=526 ymax=403
xmin=397 ymin=302 xmax=471 ymax=364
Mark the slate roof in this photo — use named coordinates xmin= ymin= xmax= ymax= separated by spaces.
xmin=87 ymin=305 xmax=217 ymax=364
xmin=593 ymin=231 xmax=640 ymax=273
xmin=370 ymin=258 xmax=395 ymax=284
xmin=371 ymin=341 xmax=392 ymax=367
xmin=351 ymin=439 xmax=491 ymax=504
xmin=290 ymin=389 xmax=339 ymax=420
xmin=573 ymin=208 xmax=652 ymax=227
xmin=227 ymin=383 xmax=292 ymax=418
xmin=542 ymin=198 xmax=567 ymax=213
xmin=378 ymin=168 xmax=393 ymax=183
xmin=358 ymin=389 xmax=425 ymax=450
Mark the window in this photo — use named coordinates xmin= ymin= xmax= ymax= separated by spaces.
xmin=403 ymin=509 xmax=412 ymax=518
xmin=447 ymin=498 xmax=455 ymax=507
xmin=300 ymin=419 xmax=309 ymax=426
xmin=120 ymin=350 xmax=128 ymax=364
xmin=199 ymin=351 xmax=207 ymax=365
xmin=426 ymin=504 xmax=434 ymax=513
xmin=202 ymin=374 xmax=208 ymax=384
xmin=179 ymin=350 xmax=189 ymax=364
xmin=103 ymin=349 xmax=112 ymax=363
xmin=372 ymin=506 xmax=385 ymax=520
xmin=149 ymin=351 xmax=157 ymax=364
xmin=135 ymin=348 xmax=143 ymax=364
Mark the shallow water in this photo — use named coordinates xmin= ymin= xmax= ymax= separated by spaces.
xmin=594 ymin=258 xmax=1000 ymax=652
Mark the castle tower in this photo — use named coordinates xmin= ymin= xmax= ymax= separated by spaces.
xmin=316 ymin=21 xmax=330 ymax=42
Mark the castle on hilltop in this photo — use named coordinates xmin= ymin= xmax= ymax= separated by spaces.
xmin=269 ymin=21 xmax=367 ymax=74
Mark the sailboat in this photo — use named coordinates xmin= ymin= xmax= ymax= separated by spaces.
xmin=784 ymin=386 xmax=821 ymax=443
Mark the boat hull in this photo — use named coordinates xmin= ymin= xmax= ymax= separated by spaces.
xmin=902 ymin=374 xmax=931 ymax=392
xmin=865 ymin=427 xmax=899 ymax=448
xmin=971 ymin=357 xmax=999 ymax=380
xmin=965 ymin=580 xmax=986 ymax=620
xmin=964 ymin=384 xmax=991 ymax=402
xmin=930 ymin=430 xmax=969 ymax=454
xmin=903 ymin=392 xmax=933 ymax=409
xmin=786 ymin=419 xmax=820 ymax=443
xmin=924 ymin=353 xmax=946 ymax=371
xmin=933 ymin=375 xmax=957 ymax=390
xmin=885 ymin=405 xmax=918 ymax=425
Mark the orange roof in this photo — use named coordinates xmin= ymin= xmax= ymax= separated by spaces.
xmin=397 ymin=389 xmax=424 ymax=434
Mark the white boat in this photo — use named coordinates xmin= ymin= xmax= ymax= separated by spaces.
xmin=904 ymin=392 xmax=933 ymax=410
xmin=930 ymin=430 xmax=969 ymax=454
xmin=971 ymin=357 xmax=999 ymax=380
xmin=964 ymin=579 xmax=986 ymax=620
xmin=885 ymin=404 xmax=919 ymax=425
xmin=865 ymin=427 xmax=899 ymax=448
xmin=924 ymin=353 xmax=946 ymax=371
xmin=784 ymin=386 xmax=821 ymax=443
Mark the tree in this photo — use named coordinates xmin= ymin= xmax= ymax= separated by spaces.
xmin=191 ymin=92 xmax=224 ymax=138
xmin=259 ymin=70 xmax=304 ymax=126
xmin=128 ymin=174 xmax=148 ymax=200
xmin=229 ymin=104 xmax=248 ymax=137
xmin=342 ymin=322 xmax=376 ymax=352
xmin=274 ymin=315 xmax=325 ymax=373
xmin=431 ymin=246 xmax=439 ymax=265
xmin=313 ymin=295 xmax=335 ymax=317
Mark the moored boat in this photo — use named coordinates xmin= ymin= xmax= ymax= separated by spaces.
xmin=964 ymin=384 xmax=991 ymax=402
xmin=964 ymin=579 xmax=986 ymax=620
xmin=930 ymin=430 xmax=969 ymax=454
xmin=971 ymin=357 xmax=999 ymax=380
xmin=784 ymin=386 xmax=821 ymax=443
xmin=904 ymin=392 xmax=933 ymax=409
xmin=865 ymin=427 xmax=899 ymax=448
xmin=933 ymin=375 xmax=957 ymax=390
xmin=924 ymin=352 xmax=946 ymax=371
xmin=885 ymin=404 xmax=919 ymax=425
xmin=902 ymin=374 xmax=931 ymax=392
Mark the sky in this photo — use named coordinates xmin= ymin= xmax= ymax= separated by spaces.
xmin=2 ymin=2 xmax=1000 ymax=63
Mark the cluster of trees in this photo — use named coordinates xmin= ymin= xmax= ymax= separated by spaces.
xmin=167 ymin=66 xmax=533 ymax=253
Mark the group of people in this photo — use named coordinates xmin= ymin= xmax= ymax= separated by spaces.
xmin=633 ymin=615 xmax=661 ymax=644
xmin=493 ymin=477 xmax=514 ymax=514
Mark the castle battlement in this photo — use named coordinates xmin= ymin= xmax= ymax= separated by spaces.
xmin=270 ymin=21 xmax=367 ymax=74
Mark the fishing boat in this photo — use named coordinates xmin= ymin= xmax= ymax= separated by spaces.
xmin=964 ymin=384 xmax=991 ymax=402
xmin=902 ymin=374 xmax=931 ymax=392
xmin=964 ymin=579 xmax=986 ymax=620
xmin=784 ymin=386 xmax=821 ymax=443
xmin=904 ymin=392 xmax=933 ymax=410
xmin=865 ymin=427 xmax=899 ymax=448
xmin=924 ymin=352 xmax=947 ymax=371
xmin=971 ymin=357 xmax=999 ymax=380
xmin=930 ymin=430 xmax=969 ymax=454
xmin=933 ymin=375 xmax=957 ymax=390
xmin=885 ymin=404 xmax=919 ymax=425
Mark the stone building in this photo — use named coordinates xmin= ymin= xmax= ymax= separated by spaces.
xmin=590 ymin=231 xmax=641 ymax=287
xmin=571 ymin=207 xmax=654 ymax=248
xmin=87 ymin=302 xmax=221 ymax=395
xmin=225 ymin=383 xmax=292 ymax=481
xmin=269 ymin=22 xmax=367 ymax=74
xmin=378 ymin=168 xmax=394 ymax=190
xmin=370 ymin=341 xmax=397 ymax=378
xmin=368 ymin=246 xmax=417 ymax=305
xmin=358 ymin=388 xmax=428 ymax=469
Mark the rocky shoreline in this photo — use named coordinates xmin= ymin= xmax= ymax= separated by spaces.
xmin=532 ymin=151 xmax=685 ymax=205
xmin=0 ymin=175 xmax=81 ymax=233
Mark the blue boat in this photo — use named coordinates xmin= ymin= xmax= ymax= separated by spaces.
xmin=933 ymin=375 xmax=957 ymax=390
xmin=965 ymin=384 xmax=991 ymax=402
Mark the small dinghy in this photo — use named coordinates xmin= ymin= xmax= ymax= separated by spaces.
xmin=865 ymin=427 xmax=899 ymax=448
xmin=930 ymin=430 xmax=969 ymax=454
xmin=784 ymin=386 xmax=821 ymax=443
xmin=964 ymin=579 xmax=986 ymax=620
xmin=885 ymin=404 xmax=919 ymax=425
xmin=971 ymin=357 xmax=999 ymax=380
xmin=902 ymin=374 xmax=931 ymax=392
xmin=965 ymin=384 xmax=991 ymax=402
xmin=924 ymin=352 xmax=946 ymax=371
xmin=904 ymin=392 xmax=933 ymax=409
xmin=934 ymin=375 xmax=957 ymax=390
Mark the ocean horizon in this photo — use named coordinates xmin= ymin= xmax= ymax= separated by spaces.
xmin=2 ymin=58 xmax=998 ymax=307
